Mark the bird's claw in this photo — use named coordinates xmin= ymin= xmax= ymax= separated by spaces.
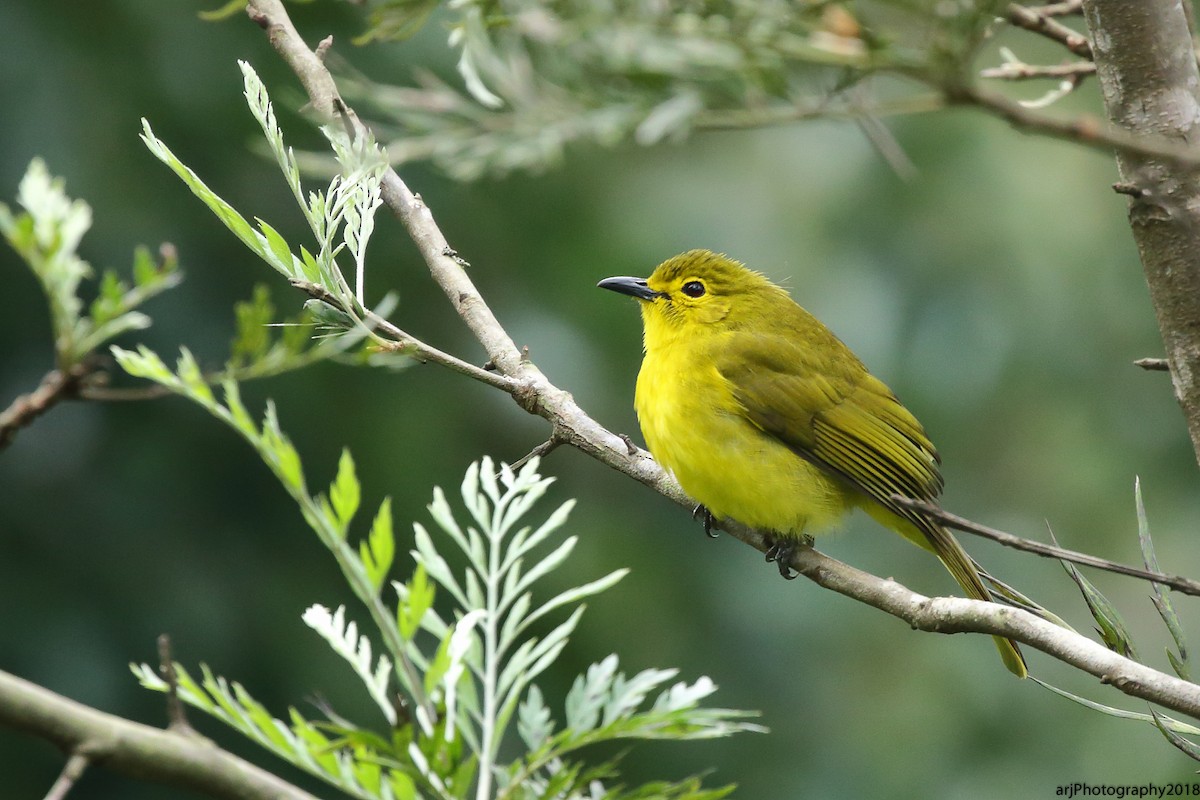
xmin=692 ymin=504 xmax=718 ymax=538
xmin=764 ymin=537 xmax=799 ymax=580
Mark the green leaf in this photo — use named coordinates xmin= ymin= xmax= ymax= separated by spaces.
xmin=565 ymin=655 xmax=617 ymax=733
xmin=398 ymin=561 xmax=435 ymax=640
xmin=230 ymin=284 xmax=274 ymax=367
xmin=256 ymin=217 xmax=299 ymax=277
xmin=221 ymin=379 xmax=257 ymax=437
xmin=1051 ymin=526 xmax=1138 ymax=660
xmin=330 ymin=448 xmax=361 ymax=533
xmin=517 ymin=684 xmax=554 ymax=751
xmin=608 ymin=667 xmax=680 ymax=725
xmin=412 ymin=521 xmax=468 ymax=608
xmin=1136 ymin=478 xmax=1190 ymax=681
xmin=1034 ymin=677 xmax=1200 ymax=734
xmin=89 ymin=269 xmax=127 ymax=326
xmin=297 ymin=244 xmax=322 ymax=282
xmin=1152 ymin=708 xmax=1200 ymax=763
xmin=141 ymin=120 xmax=264 ymax=256
xmin=176 ymin=349 xmax=215 ymax=406
xmin=361 ymin=497 xmax=396 ymax=590
xmin=111 ymin=344 xmax=177 ymax=385
xmin=261 ymin=401 xmax=305 ymax=491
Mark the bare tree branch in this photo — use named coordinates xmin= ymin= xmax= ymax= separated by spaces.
xmin=1007 ymin=3 xmax=1094 ymax=57
xmin=1136 ymin=357 xmax=1171 ymax=371
xmin=786 ymin=543 xmax=1200 ymax=719
xmin=892 ymin=496 xmax=1200 ymax=596
xmin=947 ymin=83 xmax=1200 ymax=168
xmin=43 ymin=752 xmax=90 ymax=800
xmin=980 ymin=61 xmax=1096 ymax=81
xmin=0 ymin=669 xmax=319 ymax=800
xmin=1080 ymin=1 xmax=1200 ymax=468
xmin=0 ymin=364 xmax=91 ymax=451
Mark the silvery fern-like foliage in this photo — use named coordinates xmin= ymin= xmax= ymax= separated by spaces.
xmin=330 ymin=0 xmax=999 ymax=180
xmin=141 ymin=61 xmax=386 ymax=312
xmin=117 ymin=348 xmax=761 ymax=799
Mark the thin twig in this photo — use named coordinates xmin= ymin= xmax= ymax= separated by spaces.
xmin=949 ymin=83 xmax=1200 ymax=169
xmin=693 ymin=93 xmax=948 ymax=131
xmin=891 ymin=496 xmax=1200 ymax=596
xmin=80 ymin=384 xmax=176 ymax=401
xmin=980 ymin=61 xmax=1096 ymax=81
xmin=157 ymin=635 xmax=193 ymax=734
xmin=856 ymin=114 xmax=918 ymax=181
xmin=511 ymin=436 xmax=563 ymax=472
xmin=1007 ymin=3 xmax=1094 ymax=58
xmin=43 ymin=752 xmax=90 ymax=800
xmin=0 ymin=363 xmax=91 ymax=450
xmin=290 ymin=279 xmax=516 ymax=391
xmin=1135 ymin=357 xmax=1170 ymax=371
xmin=1031 ymin=0 xmax=1084 ymax=16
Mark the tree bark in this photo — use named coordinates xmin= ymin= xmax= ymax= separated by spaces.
xmin=1081 ymin=1 xmax=1200 ymax=468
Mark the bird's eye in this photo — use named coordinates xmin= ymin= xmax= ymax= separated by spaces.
xmin=681 ymin=280 xmax=706 ymax=298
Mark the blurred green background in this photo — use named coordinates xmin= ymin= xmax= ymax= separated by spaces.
xmin=4 ymin=2 xmax=1200 ymax=798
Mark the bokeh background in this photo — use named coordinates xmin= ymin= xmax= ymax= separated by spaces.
xmin=3 ymin=2 xmax=1199 ymax=798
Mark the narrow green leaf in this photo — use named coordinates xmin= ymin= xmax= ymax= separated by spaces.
xmin=261 ymin=401 xmax=305 ymax=491
xmin=222 ymin=379 xmax=258 ymax=437
xmin=412 ymin=522 xmax=468 ymax=608
xmin=511 ymin=536 xmax=577 ymax=597
xmin=176 ymin=349 xmax=215 ymax=406
xmin=1033 ymin=677 xmax=1200 ymax=733
xmin=516 ymin=569 xmax=629 ymax=640
xmin=361 ymin=497 xmax=395 ymax=590
xmin=141 ymin=120 xmax=262 ymax=255
xmin=1051 ymin=526 xmax=1138 ymax=660
xmin=89 ymin=270 xmax=126 ymax=325
xmin=388 ymin=770 xmax=418 ymax=800
xmin=330 ymin=448 xmax=361 ymax=532
xmin=256 ymin=217 xmax=298 ymax=278
xmin=424 ymin=631 xmax=455 ymax=699
xmin=398 ymin=562 xmax=435 ymax=640
xmin=297 ymin=244 xmax=322 ymax=282
xmin=1136 ymin=478 xmax=1190 ymax=681
xmin=1151 ymin=708 xmax=1200 ymax=763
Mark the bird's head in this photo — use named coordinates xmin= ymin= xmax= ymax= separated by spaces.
xmin=598 ymin=249 xmax=786 ymax=335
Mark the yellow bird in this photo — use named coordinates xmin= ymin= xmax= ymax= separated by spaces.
xmin=599 ymin=249 xmax=1027 ymax=678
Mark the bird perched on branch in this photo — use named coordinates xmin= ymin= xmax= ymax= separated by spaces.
xmin=599 ymin=249 xmax=1027 ymax=678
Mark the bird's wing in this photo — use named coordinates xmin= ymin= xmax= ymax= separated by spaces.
xmin=717 ymin=332 xmax=943 ymax=519
xmin=719 ymin=333 xmax=1028 ymax=676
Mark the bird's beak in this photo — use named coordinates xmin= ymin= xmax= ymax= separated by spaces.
xmin=597 ymin=276 xmax=661 ymax=301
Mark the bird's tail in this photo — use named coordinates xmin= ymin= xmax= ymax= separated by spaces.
xmin=864 ymin=503 xmax=1028 ymax=678
xmin=925 ymin=522 xmax=1028 ymax=679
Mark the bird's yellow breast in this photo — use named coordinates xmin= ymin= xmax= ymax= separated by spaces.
xmin=634 ymin=327 xmax=852 ymax=537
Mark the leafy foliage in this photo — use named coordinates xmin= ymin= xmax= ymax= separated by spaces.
xmin=140 ymin=59 xmax=415 ymax=377
xmin=1137 ymin=477 xmax=1190 ymax=682
xmin=0 ymin=158 xmax=180 ymax=368
xmin=142 ymin=61 xmax=387 ymax=309
xmin=119 ymin=347 xmax=760 ymax=798
xmin=326 ymin=1 xmax=1002 ymax=179
xmin=1036 ymin=481 xmax=1200 ymax=758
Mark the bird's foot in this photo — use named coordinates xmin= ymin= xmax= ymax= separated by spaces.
xmin=763 ymin=536 xmax=798 ymax=580
xmin=692 ymin=504 xmax=718 ymax=538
